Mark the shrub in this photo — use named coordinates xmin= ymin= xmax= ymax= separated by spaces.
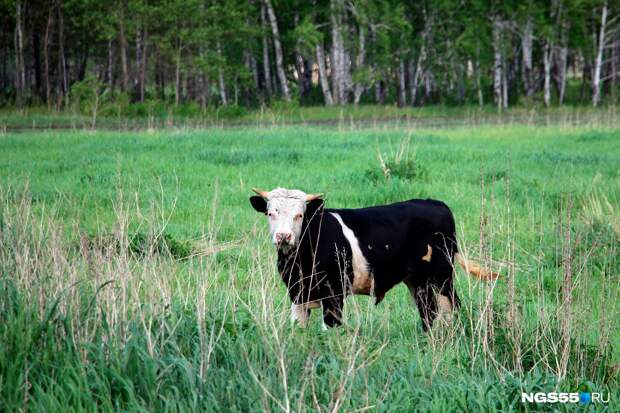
xmin=365 ymin=137 xmax=428 ymax=183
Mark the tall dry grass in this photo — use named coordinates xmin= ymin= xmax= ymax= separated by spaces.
xmin=0 ymin=179 xmax=617 ymax=411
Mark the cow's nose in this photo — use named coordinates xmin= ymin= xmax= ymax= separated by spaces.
xmin=276 ymin=232 xmax=293 ymax=244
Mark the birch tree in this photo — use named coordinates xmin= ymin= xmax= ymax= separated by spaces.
xmin=263 ymin=0 xmax=290 ymax=101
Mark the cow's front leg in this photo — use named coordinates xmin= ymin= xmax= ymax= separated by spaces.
xmin=321 ymin=297 xmax=344 ymax=329
xmin=290 ymin=303 xmax=311 ymax=327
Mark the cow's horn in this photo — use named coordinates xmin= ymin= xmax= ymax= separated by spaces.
xmin=306 ymin=193 xmax=324 ymax=202
xmin=251 ymin=188 xmax=270 ymax=199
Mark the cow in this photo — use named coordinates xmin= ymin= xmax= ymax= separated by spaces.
xmin=249 ymin=187 xmax=498 ymax=331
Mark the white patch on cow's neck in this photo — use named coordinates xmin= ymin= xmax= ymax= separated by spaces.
xmin=329 ymin=212 xmax=373 ymax=294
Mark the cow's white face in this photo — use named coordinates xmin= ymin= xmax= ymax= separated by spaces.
xmin=265 ymin=189 xmax=307 ymax=247
xmin=249 ymin=187 xmax=323 ymax=249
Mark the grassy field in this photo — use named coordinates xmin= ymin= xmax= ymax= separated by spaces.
xmin=2 ymin=104 xmax=619 ymax=131
xmin=0 ymin=122 xmax=619 ymax=411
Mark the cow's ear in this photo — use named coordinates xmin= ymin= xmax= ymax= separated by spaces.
xmin=249 ymin=196 xmax=267 ymax=213
xmin=306 ymin=198 xmax=324 ymax=218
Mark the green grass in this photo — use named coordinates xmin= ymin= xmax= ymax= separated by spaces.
xmin=2 ymin=103 xmax=619 ymax=130
xmin=0 ymin=122 xmax=619 ymax=412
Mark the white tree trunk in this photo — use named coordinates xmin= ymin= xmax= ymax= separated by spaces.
xmin=475 ymin=59 xmax=484 ymax=106
xmin=592 ymin=1 xmax=608 ymax=107
xmin=217 ymin=41 xmax=228 ymax=106
xmin=263 ymin=0 xmax=290 ymax=101
xmin=555 ymin=43 xmax=568 ymax=105
xmin=175 ymin=43 xmax=182 ymax=106
xmin=409 ymin=34 xmax=427 ymax=106
xmin=521 ymin=18 xmax=534 ymax=97
xmin=502 ymin=56 xmax=508 ymax=109
xmin=353 ymin=26 xmax=366 ymax=104
xmin=330 ymin=0 xmax=349 ymax=104
xmin=543 ymin=41 xmax=553 ymax=107
xmin=330 ymin=0 xmax=341 ymax=104
xmin=397 ymin=59 xmax=406 ymax=107
xmin=492 ymin=17 xmax=503 ymax=110
xmin=316 ymin=43 xmax=333 ymax=105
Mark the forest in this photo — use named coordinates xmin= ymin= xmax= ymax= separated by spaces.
xmin=0 ymin=0 xmax=619 ymax=113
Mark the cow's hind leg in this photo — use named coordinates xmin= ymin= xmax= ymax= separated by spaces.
xmin=404 ymin=278 xmax=437 ymax=332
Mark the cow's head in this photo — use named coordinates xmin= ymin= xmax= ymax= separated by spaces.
xmin=249 ymin=187 xmax=324 ymax=249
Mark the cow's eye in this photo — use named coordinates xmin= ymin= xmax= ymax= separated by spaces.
xmin=267 ymin=212 xmax=274 ymax=218
xmin=295 ymin=213 xmax=303 ymax=220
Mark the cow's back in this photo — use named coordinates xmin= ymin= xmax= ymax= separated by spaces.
xmin=326 ymin=199 xmax=457 ymax=296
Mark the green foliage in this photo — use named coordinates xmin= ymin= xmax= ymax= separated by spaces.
xmin=69 ymin=74 xmax=106 ymax=115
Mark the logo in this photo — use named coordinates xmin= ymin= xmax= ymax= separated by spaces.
xmin=521 ymin=391 xmax=609 ymax=404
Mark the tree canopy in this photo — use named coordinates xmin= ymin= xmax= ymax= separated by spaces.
xmin=1 ymin=0 xmax=618 ymax=110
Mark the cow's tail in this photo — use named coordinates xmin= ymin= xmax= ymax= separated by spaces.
xmin=454 ymin=253 xmax=500 ymax=281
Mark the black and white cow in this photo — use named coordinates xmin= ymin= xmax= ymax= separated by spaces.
xmin=249 ymin=187 xmax=498 ymax=330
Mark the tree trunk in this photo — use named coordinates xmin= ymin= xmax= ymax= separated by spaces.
xmin=106 ymin=40 xmax=114 ymax=89
xmin=260 ymin=5 xmax=272 ymax=97
xmin=474 ymin=59 xmax=484 ymax=106
xmin=353 ymin=25 xmax=366 ymax=104
xmin=457 ymin=62 xmax=466 ymax=104
xmin=78 ymin=47 xmax=89 ymax=81
xmin=217 ymin=40 xmax=228 ymax=106
xmin=553 ymin=2 xmax=569 ymax=105
xmin=199 ymin=73 xmax=209 ymax=108
xmin=263 ymin=0 xmax=290 ymax=101
xmin=592 ymin=1 xmax=607 ymax=107
xmin=140 ymin=30 xmax=148 ymax=102
xmin=611 ymin=35 xmax=618 ymax=101
xmin=492 ymin=16 xmax=503 ymax=111
xmin=424 ymin=70 xmax=433 ymax=102
xmin=293 ymin=13 xmax=307 ymax=100
xmin=502 ymin=56 xmax=508 ymax=109
xmin=175 ymin=41 xmax=182 ymax=106
xmin=302 ymin=57 xmax=313 ymax=99
xmin=119 ymin=3 xmax=129 ymax=92
xmin=0 ymin=47 xmax=5 ymax=92
xmin=521 ymin=18 xmax=534 ymax=97
xmin=249 ymin=53 xmax=260 ymax=92
xmin=555 ymin=42 xmax=568 ymax=105
xmin=330 ymin=0 xmax=348 ymax=104
xmin=155 ymin=49 xmax=163 ymax=100
xmin=397 ymin=59 xmax=406 ymax=107
xmin=409 ymin=49 xmax=425 ymax=106
xmin=58 ymin=0 xmax=69 ymax=104
xmin=14 ymin=0 xmax=26 ymax=107
xmin=375 ymin=79 xmax=386 ymax=104
xmin=316 ymin=42 xmax=333 ymax=105
xmin=135 ymin=28 xmax=141 ymax=94
xmin=580 ymin=58 xmax=590 ymax=102
xmin=32 ymin=28 xmax=42 ymax=100
xmin=543 ymin=41 xmax=553 ymax=107
xmin=44 ymin=4 xmax=54 ymax=107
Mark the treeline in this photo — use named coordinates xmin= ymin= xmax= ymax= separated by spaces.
xmin=1 ymin=0 xmax=619 ymax=112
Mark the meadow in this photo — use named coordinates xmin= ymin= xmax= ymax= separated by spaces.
xmin=0 ymin=121 xmax=618 ymax=411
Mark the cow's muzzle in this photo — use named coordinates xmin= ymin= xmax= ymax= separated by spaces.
xmin=275 ymin=232 xmax=294 ymax=245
